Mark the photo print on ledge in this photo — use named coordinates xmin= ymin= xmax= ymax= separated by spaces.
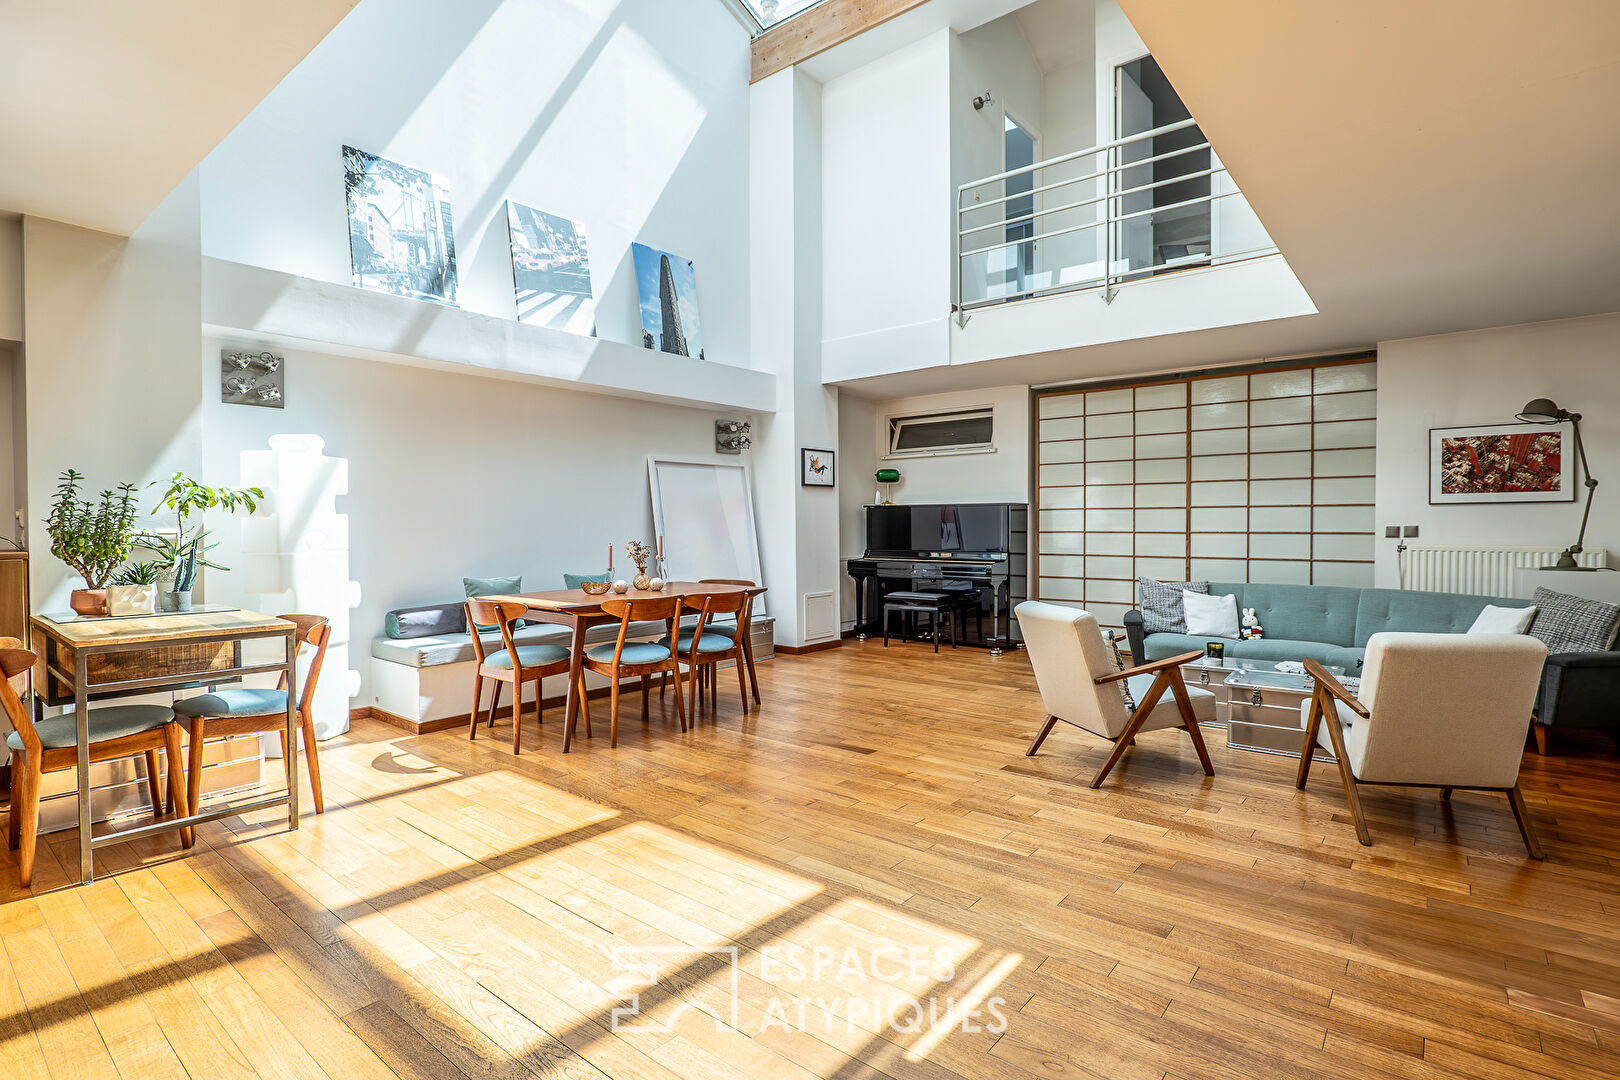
xmin=632 ymin=242 xmax=704 ymax=359
xmin=343 ymin=145 xmax=458 ymax=305
xmin=506 ymin=201 xmax=594 ymax=335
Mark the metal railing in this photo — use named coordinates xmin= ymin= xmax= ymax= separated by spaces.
xmin=955 ymin=117 xmax=1278 ymax=315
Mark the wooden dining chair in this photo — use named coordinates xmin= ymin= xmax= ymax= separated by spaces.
xmin=664 ymin=590 xmax=751 ymax=718
xmin=697 ymin=579 xmax=766 ymax=705
xmin=579 ymin=595 xmax=686 ymax=747
xmin=464 ymin=599 xmax=571 ymax=753
xmin=172 ymin=614 xmax=331 ymax=829
xmin=2 ymin=641 xmax=190 ymax=888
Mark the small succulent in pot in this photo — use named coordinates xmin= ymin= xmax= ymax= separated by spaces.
xmin=45 ymin=469 xmax=141 ymax=615
xmin=106 ymin=560 xmax=160 ymax=616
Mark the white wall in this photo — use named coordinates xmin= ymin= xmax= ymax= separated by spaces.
xmin=199 ymin=0 xmax=755 ymax=367
xmin=198 ymin=336 xmax=747 ymax=703
xmin=0 ymin=217 xmax=21 ymax=343
xmin=820 ymin=30 xmax=953 ymax=380
xmin=951 ymin=16 xmax=1044 ymax=307
xmin=1374 ymin=313 xmax=1620 ymax=586
xmin=836 ymin=392 xmax=879 ymax=627
xmin=867 ymin=384 xmax=1030 ymax=504
xmin=21 ymin=178 xmax=205 ymax=607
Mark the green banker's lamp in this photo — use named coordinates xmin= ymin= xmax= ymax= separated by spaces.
xmin=1515 ymin=397 xmax=1599 ymax=570
xmin=875 ymin=468 xmax=902 ymax=505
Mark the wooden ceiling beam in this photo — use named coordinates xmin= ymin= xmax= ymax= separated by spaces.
xmin=750 ymin=0 xmax=933 ymax=83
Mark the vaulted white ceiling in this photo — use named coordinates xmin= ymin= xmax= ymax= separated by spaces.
xmin=0 ymin=1 xmax=359 ymax=235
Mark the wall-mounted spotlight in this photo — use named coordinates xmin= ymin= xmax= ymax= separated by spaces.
xmin=716 ymin=419 xmax=751 ymax=454
xmin=972 ymin=90 xmax=994 ymax=111
xmin=222 ymin=347 xmax=286 ymax=409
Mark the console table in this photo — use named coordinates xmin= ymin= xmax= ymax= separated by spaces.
xmin=30 ymin=607 xmax=299 ymax=884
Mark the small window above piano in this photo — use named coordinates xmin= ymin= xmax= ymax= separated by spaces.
xmin=886 ymin=407 xmax=995 ymax=458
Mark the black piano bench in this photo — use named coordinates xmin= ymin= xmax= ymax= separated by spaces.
xmin=882 ymin=592 xmax=959 ymax=653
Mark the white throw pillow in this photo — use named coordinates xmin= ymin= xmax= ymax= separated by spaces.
xmin=1183 ymin=590 xmax=1240 ymax=639
xmin=1467 ymin=603 xmax=1538 ymax=635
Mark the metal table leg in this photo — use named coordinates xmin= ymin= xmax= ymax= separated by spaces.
xmin=284 ymin=626 xmax=300 ymax=830
xmin=75 ymin=649 xmax=92 ymax=883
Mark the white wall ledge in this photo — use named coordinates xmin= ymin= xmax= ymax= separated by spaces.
xmin=202 ymin=258 xmax=776 ymax=414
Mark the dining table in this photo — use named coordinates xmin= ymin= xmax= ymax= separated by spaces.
xmin=29 ymin=606 xmax=300 ymax=884
xmin=483 ymin=581 xmax=753 ymax=752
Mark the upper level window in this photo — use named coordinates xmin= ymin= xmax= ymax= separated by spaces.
xmin=887 ymin=408 xmax=996 ymax=457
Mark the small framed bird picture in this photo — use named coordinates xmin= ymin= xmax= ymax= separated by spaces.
xmin=801 ymin=448 xmax=835 ymax=487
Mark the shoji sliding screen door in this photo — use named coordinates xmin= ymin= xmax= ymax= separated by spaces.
xmin=1032 ymin=357 xmax=1377 ymax=630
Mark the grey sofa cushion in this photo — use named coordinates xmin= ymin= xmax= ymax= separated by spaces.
xmin=385 ymin=603 xmax=467 ymax=639
xmin=1138 ymin=578 xmax=1209 ymax=634
xmin=1530 ymin=587 xmax=1620 ymax=653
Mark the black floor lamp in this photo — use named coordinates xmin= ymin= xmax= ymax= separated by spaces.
xmin=1516 ymin=397 xmax=1600 ymax=570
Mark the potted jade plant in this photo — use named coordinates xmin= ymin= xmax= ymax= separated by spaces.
xmin=106 ymin=561 xmax=159 ymax=616
xmin=137 ymin=472 xmax=263 ymax=613
xmin=45 ymin=469 xmax=141 ymax=615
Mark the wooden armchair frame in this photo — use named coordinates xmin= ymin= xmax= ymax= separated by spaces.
xmin=2 ymin=642 xmax=190 ymax=887
xmin=180 ymin=615 xmax=331 ymax=837
xmin=1026 ymin=649 xmax=1214 ymax=789
xmin=698 ymin=579 xmax=766 ymax=705
xmin=579 ymin=596 xmax=687 ymax=748
xmin=466 ymin=600 xmax=572 ymax=754
xmin=676 ymin=590 xmax=751 ymax=719
xmin=1297 ymin=658 xmax=1544 ymax=858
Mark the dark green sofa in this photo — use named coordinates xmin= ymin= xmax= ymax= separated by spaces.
xmin=1123 ymin=582 xmax=1535 ymax=672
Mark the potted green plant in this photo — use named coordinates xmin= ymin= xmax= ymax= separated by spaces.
xmin=107 ymin=561 xmax=160 ymax=616
xmin=45 ymin=470 xmax=141 ymax=615
xmin=137 ymin=472 xmax=263 ymax=613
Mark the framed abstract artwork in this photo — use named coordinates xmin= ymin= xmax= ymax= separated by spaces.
xmin=1429 ymin=421 xmax=1575 ymax=504
xmin=801 ymin=448 xmax=834 ymax=487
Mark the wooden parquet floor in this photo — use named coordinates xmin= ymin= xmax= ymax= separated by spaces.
xmin=3 ymin=641 xmax=1620 ymax=1079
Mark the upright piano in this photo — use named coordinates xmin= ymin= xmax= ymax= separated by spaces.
xmin=846 ymin=503 xmax=1027 ymax=652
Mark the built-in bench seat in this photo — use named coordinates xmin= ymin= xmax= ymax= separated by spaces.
xmin=369 ymin=611 xmax=774 ymax=733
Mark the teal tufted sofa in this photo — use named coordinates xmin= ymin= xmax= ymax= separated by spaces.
xmin=1123 ymin=582 xmax=1535 ymax=672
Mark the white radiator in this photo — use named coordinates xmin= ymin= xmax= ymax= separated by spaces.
xmin=1406 ymin=545 xmax=1604 ymax=595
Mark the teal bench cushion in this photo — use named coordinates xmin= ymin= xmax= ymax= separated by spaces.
xmin=9 ymin=704 xmax=174 ymax=750
xmin=585 ymin=642 xmax=671 ymax=665
xmin=173 ymin=688 xmax=288 ymax=718
xmin=483 ymin=644 xmax=570 ymax=670
xmin=564 ymin=572 xmax=610 ymax=589
xmin=464 ymin=575 xmax=522 ymax=632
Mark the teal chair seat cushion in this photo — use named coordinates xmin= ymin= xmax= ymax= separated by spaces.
xmin=173 ymin=688 xmax=289 ymax=719
xmin=658 ymin=632 xmax=734 ymax=655
xmin=585 ymin=642 xmax=671 ymax=665
xmin=8 ymin=704 xmax=175 ymax=751
xmin=704 ymin=622 xmax=739 ymax=639
xmin=483 ymin=644 xmax=570 ymax=670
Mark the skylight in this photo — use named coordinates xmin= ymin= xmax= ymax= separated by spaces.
xmin=741 ymin=0 xmax=829 ymax=32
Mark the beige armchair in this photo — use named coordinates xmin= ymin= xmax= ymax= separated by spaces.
xmin=1015 ymin=601 xmax=1216 ymax=788
xmin=1297 ymin=632 xmax=1549 ymax=857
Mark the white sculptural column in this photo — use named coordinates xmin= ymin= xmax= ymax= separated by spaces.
xmin=239 ymin=434 xmax=361 ymax=739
